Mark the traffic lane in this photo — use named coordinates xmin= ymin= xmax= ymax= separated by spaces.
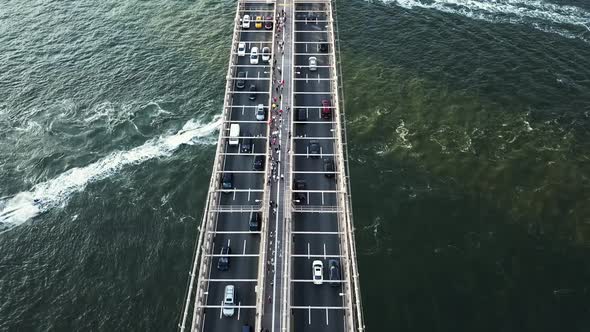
xmin=294 ymin=122 xmax=333 ymax=137
xmin=292 ymin=309 xmax=345 ymax=332
xmin=292 ymin=173 xmax=336 ymax=191
xmin=218 ymin=191 xmax=264 ymax=205
xmin=294 ymin=22 xmax=329 ymax=33
xmin=216 ymin=211 xmax=264 ymax=232
xmin=292 ymin=234 xmax=340 ymax=264
xmin=292 ymin=212 xmax=338 ymax=232
xmin=292 ymin=281 xmax=343 ymax=307
xmin=203 ymin=308 xmax=257 ymax=332
xmin=294 ymin=76 xmax=331 ymax=93
xmin=292 ymin=139 xmax=335 ymax=155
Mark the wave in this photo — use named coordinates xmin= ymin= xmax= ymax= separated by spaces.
xmin=0 ymin=116 xmax=221 ymax=233
xmin=383 ymin=0 xmax=590 ymax=42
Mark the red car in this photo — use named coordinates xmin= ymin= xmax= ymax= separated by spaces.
xmin=264 ymin=16 xmax=273 ymax=30
xmin=321 ymin=99 xmax=331 ymax=119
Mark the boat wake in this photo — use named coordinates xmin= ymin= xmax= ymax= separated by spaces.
xmin=383 ymin=0 xmax=590 ymax=42
xmin=0 ymin=116 xmax=221 ymax=234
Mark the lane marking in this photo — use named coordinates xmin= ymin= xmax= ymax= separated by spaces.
xmin=321 ymin=191 xmax=324 ymax=205
xmin=323 ymin=243 xmax=327 ymax=260
xmin=247 ymin=188 xmax=251 ymax=202
xmin=237 ymin=301 xmax=241 ymax=321
xmin=326 ymin=308 xmax=329 ymax=325
xmin=243 ymin=239 xmax=247 ymax=255
xmin=233 ymin=190 xmax=237 ymax=201
xmin=306 ymin=73 xmax=308 ymax=84
xmin=219 ymin=300 xmax=223 ymax=319
xmin=308 ymin=306 xmax=312 ymax=325
xmin=307 ymin=242 xmax=310 ymax=259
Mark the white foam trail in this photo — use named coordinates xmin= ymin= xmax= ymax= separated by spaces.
xmin=0 ymin=116 xmax=221 ymax=232
xmin=384 ymin=0 xmax=590 ymax=40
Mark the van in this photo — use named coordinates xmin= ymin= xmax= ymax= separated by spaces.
xmin=229 ymin=124 xmax=240 ymax=146
xmin=222 ymin=285 xmax=235 ymax=317
xmin=249 ymin=212 xmax=261 ymax=231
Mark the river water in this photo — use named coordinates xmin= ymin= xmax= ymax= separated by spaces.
xmin=0 ymin=0 xmax=589 ymax=331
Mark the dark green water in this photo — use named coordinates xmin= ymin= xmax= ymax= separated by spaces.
xmin=0 ymin=0 xmax=589 ymax=331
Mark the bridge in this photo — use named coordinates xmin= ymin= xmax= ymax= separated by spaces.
xmin=179 ymin=1 xmax=364 ymax=331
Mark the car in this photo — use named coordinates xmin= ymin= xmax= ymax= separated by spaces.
xmin=262 ymin=47 xmax=271 ymax=62
xmin=255 ymin=16 xmax=263 ymax=29
xmin=296 ymin=108 xmax=307 ymax=122
xmin=237 ymin=42 xmax=246 ymax=56
xmin=217 ymin=245 xmax=231 ymax=271
xmin=223 ymin=285 xmax=236 ymax=317
xmin=236 ymin=71 xmax=246 ymax=89
xmin=308 ymin=56 xmax=317 ymax=71
xmin=328 ymin=259 xmax=340 ymax=287
xmin=323 ymin=158 xmax=335 ymax=178
xmin=242 ymin=14 xmax=251 ymax=29
xmin=293 ymin=179 xmax=306 ymax=205
xmin=221 ymin=173 xmax=233 ymax=192
xmin=312 ymin=260 xmax=324 ymax=285
xmin=319 ymin=39 xmax=328 ymax=52
xmin=321 ymin=99 xmax=331 ymax=119
xmin=250 ymin=46 xmax=259 ymax=65
xmin=256 ymin=104 xmax=265 ymax=121
xmin=308 ymin=140 xmax=320 ymax=158
xmin=249 ymin=84 xmax=256 ymax=100
xmin=253 ymin=155 xmax=265 ymax=171
xmin=249 ymin=212 xmax=261 ymax=231
xmin=241 ymin=133 xmax=253 ymax=153
xmin=264 ymin=16 xmax=273 ymax=30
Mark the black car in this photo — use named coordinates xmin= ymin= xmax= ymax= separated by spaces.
xmin=217 ymin=246 xmax=231 ymax=271
xmin=308 ymin=140 xmax=320 ymax=158
xmin=319 ymin=39 xmax=328 ymax=53
xmin=296 ymin=108 xmax=307 ymax=122
xmin=253 ymin=155 xmax=265 ymax=171
xmin=249 ymin=212 xmax=261 ymax=231
xmin=249 ymin=84 xmax=256 ymax=100
xmin=323 ymin=158 xmax=335 ymax=178
xmin=241 ymin=133 xmax=253 ymax=153
xmin=236 ymin=72 xmax=246 ymax=89
xmin=221 ymin=172 xmax=233 ymax=191
xmin=328 ymin=259 xmax=340 ymax=286
xmin=293 ymin=179 xmax=306 ymax=205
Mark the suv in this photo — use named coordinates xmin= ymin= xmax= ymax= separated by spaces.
xmin=321 ymin=99 xmax=331 ymax=119
xmin=249 ymin=212 xmax=261 ymax=231
xmin=323 ymin=158 xmax=335 ymax=178
xmin=241 ymin=133 xmax=253 ymax=153
xmin=328 ymin=259 xmax=340 ymax=287
xmin=221 ymin=173 xmax=233 ymax=192
xmin=236 ymin=72 xmax=246 ymax=89
xmin=253 ymin=155 xmax=265 ymax=171
xmin=293 ymin=179 xmax=306 ymax=205
xmin=217 ymin=245 xmax=231 ymax=271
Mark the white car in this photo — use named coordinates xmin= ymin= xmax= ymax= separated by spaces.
xmin=312 ymin=260 xmax=323 ymax=285
xmin=256 ymin=104 xmax=265 ymax=121
xmin=250 ymin=46 xmax=259 ymax=65
xmin=262 ymin=47 xmax=271 ymax=62
xmin=309 ymin=56 xmax=317 ymax=71
xmin=242 ymin=15 xmax=251 ymax=29
xmin=237 ymin=42 xmax=246 ymax=56
xmin=222 ymin=285 xmax=235 ymax=317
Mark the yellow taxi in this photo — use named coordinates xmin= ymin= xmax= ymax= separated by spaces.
xmin=255 ymin=16 xmax=263 ymax=29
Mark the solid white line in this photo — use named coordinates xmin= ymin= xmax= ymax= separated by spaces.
xmin=233 ymin=190 xmax=237 ymax=201
xmin=307 ymin=242 xmax=310 ymax=259
xmin=248 ymin=188 xmax=251 ymax=202
xmin=243 ymin=239 xmax=247 ymax=255
xmin=323 ymin=243 xmax=326 ymax=260
xmin=321 ymin=192 xmax=324 ymax=205
xmin=308 ymin=306 xmax=311 ymax=325
xmin=238 ymin=301 xmax=241 ymax=320
xmin=219 ymin=300 xmax=223 ymax=319
xmin=326 ymin=307 xmax=329 ymax=325
xmin=228 ymin=239 xmax=231 ymax=247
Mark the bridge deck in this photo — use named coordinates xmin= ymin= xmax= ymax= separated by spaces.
xmin=179 ymin=1 xmax=364 ymax=332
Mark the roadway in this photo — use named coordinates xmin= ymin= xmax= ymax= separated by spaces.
xmin=200 ymin=1 xmax=276 ymax=332
xmin=289 ymin=1 xmax=346 ymax=331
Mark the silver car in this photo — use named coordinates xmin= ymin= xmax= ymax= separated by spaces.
xmin=256 ymin=104 xmax=265 ymax=121
xmin=222 ymin=285 xmax=235 ymax=317
xmin=308 ymin=56 xmax=317 ymax=71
